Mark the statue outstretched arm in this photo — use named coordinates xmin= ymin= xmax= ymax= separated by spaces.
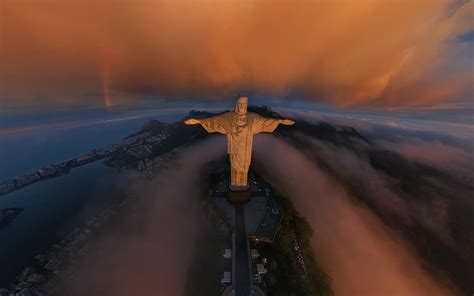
xmin=184 ymin=118 xmax=201 ymax=125
xmin=184 ymin=113 xmax=229 ymax=134
xmin=252 ymin=115 xmax=295 ymax=134
xmin=280 ymin=118 xmax=295 ymax=125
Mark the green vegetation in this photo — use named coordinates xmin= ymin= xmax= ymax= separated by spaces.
xmin=261 ymin=193 xmax=332 ymax=296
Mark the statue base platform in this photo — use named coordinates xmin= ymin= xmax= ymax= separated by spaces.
xmin=208 ymin=174 xmax=281 ymax=242
xmin=228 ymin=186 xmax=251 ymax=203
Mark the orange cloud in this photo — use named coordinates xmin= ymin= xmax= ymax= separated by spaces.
xmin=1 ymin=0 xmax=472 ymax=107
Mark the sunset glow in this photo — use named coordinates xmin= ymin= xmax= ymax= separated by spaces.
xmin=1 ymin=0 xmax=472 ymax=107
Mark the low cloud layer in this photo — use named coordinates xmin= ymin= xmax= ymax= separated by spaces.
xmin=59 ymin=137 xmax=226 ymax=296
xmin=254 ymin=135 xmax=459 ymax=295
xmin=377 ymin=138 xmax=474 ymax=183
xmin=302 ymin=135 xmax=457 ymax=245
xmin=1 ymin=0 xmax=472 ymax=107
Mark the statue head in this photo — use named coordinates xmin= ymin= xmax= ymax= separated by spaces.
xmin=235 ymin=96 xmax=248 ymax=115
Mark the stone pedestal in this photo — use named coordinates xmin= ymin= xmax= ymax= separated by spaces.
xmin=228 ymin=185 xmax=251 ymax=203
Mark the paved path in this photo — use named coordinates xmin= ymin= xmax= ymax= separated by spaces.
xmin=234 ymin=204 xmax=251 ymax=296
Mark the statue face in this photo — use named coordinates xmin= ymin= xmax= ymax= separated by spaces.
xmin=236 ymin=96 xmax=248 ymax=115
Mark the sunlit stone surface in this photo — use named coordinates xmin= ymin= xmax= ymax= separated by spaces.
xmin=185 ymin=97 xmax=295 ymax=190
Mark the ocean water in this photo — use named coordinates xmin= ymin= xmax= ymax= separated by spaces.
xmin=0 ymin=162 xmax=123 ymax=286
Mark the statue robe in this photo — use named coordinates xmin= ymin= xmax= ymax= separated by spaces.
xmin=199 ymin=112 xmax=281 ymax=189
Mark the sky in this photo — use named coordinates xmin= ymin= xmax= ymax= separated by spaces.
xmin=0 ymin=0 xmax=472 ymax=110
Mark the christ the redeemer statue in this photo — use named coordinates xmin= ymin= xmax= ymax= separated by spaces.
xmin=184 ymin=96 xmax=295 ymax=192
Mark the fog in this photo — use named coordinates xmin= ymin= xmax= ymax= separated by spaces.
xmin=254 ymin=135 xmax=459 ymax=295
xmin=59 ymin=137 xmax=226 ymax=296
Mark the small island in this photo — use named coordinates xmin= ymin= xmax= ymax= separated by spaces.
xmin=0 ymin=208 xmax=23 ymax=228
